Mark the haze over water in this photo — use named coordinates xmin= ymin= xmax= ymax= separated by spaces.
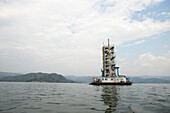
xmin=0 ymin=82 xmax=170 ymax=113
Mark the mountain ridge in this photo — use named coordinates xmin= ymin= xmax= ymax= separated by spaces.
xmin=0 ymin=72 xmax=76 ymax=83
xmin=0 ymin=72 xmax=170 ymax=83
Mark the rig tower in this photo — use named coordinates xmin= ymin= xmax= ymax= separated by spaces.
xmin=102 ymin=39 xmax=116 ymax=77
xmin=90 ymin=39 xmax=132 ymax=85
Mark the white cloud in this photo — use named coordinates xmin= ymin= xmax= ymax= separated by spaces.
xmin=134 ymin=40 xmax=145 ymax=44
xmin=134 ymin=51 xmax=170 ymax=75
xmin=120 ymin=51 xmax=170 ymax=76
xmin=161 ymin=12 xmax=167 ymax=15
xmin=0 ymin=0 xmax=169 ymax=75
xmin=163 ymin=45 xmax=168 ymax=48
xmin=121 ymin=39 xmax=146 ymax=47
xmin=157 ymin=11 xmax=170 ymax=16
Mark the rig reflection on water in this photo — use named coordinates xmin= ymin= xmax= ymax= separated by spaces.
xmin=101 ymin=86 xmax=134 ymax=113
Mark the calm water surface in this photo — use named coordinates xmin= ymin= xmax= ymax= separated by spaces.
xmin=0 ymin=82 xmax=170 ymax=113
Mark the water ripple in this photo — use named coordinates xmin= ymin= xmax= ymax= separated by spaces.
xmin=0 ymin=82 xmax=170 ymax=113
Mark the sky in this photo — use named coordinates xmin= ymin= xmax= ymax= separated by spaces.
xmin=0 ymin=0 xmax=170 ymax=76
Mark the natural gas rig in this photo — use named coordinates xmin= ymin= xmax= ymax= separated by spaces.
xmin=90 ymin=39 xmax=132 ymax=85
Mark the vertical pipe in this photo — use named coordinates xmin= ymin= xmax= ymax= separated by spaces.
xmin=117 ymin=67 xmax=119 ymax=77
xmin=102 ymin=46 xmax=105 ymax=77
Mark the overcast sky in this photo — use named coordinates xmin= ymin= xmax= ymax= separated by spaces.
xmin=0 ymin=0 xmax=170 ymax=76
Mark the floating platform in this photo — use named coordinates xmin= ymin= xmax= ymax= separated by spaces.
xmin=89 ymin=81 xmax=132 ymax=85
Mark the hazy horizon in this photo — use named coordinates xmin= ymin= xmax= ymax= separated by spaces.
xmin=0 ymin=71 xmax=170 ymax=77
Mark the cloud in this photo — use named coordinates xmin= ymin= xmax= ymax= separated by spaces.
xmin=163 ymin=45 xmax=168 ymax=48
xmin=157 ymin=11 xmax=170 ymax=16
xmin=134 ymin=40 xmax=145 ymax=44
xmin=134 ymin=51 xmax=170 ymax=75
xmin=0 ymin=0 xmax=169 ymax=75
xmin=119 ymin=51 xmax=170 ymax=76
xmin=121 ymin=40 xmax=146 ymax=47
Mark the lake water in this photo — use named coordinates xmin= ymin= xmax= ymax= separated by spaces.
xmin=0 ymin=82 xmax=170 ymax=113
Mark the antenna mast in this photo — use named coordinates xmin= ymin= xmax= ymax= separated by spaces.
xmin=108 ymin=38 xmax=110 ymax=47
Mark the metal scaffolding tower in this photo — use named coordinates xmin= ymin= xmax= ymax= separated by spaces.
xmin=102 ymin=39 xmax=116 ymax=77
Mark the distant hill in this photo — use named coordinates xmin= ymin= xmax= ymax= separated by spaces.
xmin=0 ymin=72 xmax=76 ymax=83
xmin=1 ymin=72 xmax=169 ymax=83
xmin=65 ymin=75 xmax=170 ymax=83
xmin=0 ymin=72 xmax=22 ymax=78
xmin=130 ymin=77 xmax=170 ymax=83
xmin=129 ymin=75 xmax=170 ymax=81
xmin=65 ymin=75 xmax=96 ymax=83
